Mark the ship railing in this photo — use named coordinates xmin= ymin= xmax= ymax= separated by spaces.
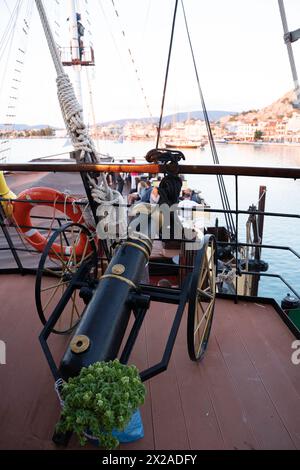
xmin=0 ymin=160 xmax=299 ymax=335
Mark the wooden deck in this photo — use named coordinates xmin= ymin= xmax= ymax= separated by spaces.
xmin=0 ymin=274 xmax=299 ymax=450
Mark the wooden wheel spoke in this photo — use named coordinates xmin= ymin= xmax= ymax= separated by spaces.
xmin=71 ymin=226 xmax=78 ymax=266
xmin=41 ymin=279 xmax=70 ymax=292
xmin=198 ymin=267 xmax=208 ymax=289
xmin=48 ymin=260 xmax=65 ymax=273
xmin=78 ymin=236 xmax=89 ymax=265
xmin=194 ymin=298 xmax=214 ymax=335
xmin=197 ymin=287 xmax=214 ymax=300
xmin=70 ymin=225 xmax=84 ymax=266
xmin=49 ymin=246 xmax=74 ymax=275
xmin=196 ymin=302 xmax=214 ymax=356
xmin=73 ymin=250 xmax=93 ymax=270
xmin=207 ymin=246 xmax=214 ymax=268
xmin=194 ymin=308 xmax=208 ymax=335
xmin=195 ymin=302 xmax=201 ymax=329
xmin=43 ymin=267 xmax=62 ymax=278
xmin=42 ymin=279 xmax=64 ymax=312
xmin=198 ymin=300 xmax=206 ymax=316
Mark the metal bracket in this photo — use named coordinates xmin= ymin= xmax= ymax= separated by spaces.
xmin=284 ymin=28 xmax=300 ymax=44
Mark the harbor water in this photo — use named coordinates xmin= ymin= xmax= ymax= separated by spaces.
xmin=2 ymin=137 xmax=300 ymax=303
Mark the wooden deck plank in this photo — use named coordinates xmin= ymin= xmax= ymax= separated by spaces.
xmin=0 ymin=276 xmax=65 ymax=449
xmin=247 ymin=302 xmax=300 ymax=393
xmin=224 ymin=300 xmax=300 ymax=449
xmin=170 ymin=307 xmax=226 ymax=450
xmin=143 ymin=301 xmax=190 ymax=450
xmin=1 ymin=274 xmax=300 ymax=450
xmin=120 ymin=319 xmax=155 ymax=451
xmin=201 ymin=333 xmax=259 ymax=450
xmin=213 ymin=303 xmax=296 ymax=449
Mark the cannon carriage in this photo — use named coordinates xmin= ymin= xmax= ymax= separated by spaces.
xmin=34 ymin=150 xmax=217 ymax=382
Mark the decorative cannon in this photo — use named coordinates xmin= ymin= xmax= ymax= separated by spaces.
xmin=38 ymin=219 xmax=217 ymax=382
xmin=60 ymin=231 xmax=153 ymax=379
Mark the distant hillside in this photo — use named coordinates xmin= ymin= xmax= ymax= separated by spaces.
xmin=0 ymin=111 xmax=235 ymax=131
xmin=99 ymin=110 xmax=235 ymax=127
xmin=220 ymin=90 xmax=299 ymax=125
xmin=0 ymin=124 xmax=55 ymax=130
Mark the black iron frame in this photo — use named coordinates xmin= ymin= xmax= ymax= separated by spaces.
xmin=38 ymin=271 xmax=191 ymax=383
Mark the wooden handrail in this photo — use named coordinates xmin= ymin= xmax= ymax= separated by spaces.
xmin=0 ymin=162 xmax=300 ymax=178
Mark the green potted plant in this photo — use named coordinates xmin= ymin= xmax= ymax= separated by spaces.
xmin=56 ymin=359 xmax=146 ymax=449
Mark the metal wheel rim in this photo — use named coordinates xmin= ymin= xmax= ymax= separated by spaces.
xmin=187 ymin=235 xmax=216 ymax=361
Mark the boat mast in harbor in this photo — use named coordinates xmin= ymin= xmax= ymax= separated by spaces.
xmin=278 ymin=0 xmax=300 ymax=107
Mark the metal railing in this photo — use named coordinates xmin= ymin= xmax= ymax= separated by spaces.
xmin=0 ymin=161 xmax=299 ymax=305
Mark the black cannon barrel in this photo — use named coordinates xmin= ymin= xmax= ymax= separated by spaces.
xmin=59 ymin=235 xmax=152 ymax=380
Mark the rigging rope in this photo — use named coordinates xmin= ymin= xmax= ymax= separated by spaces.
xmin=0 ymin=1 xmax=21 ymax=58
xmin=53 ymin=0 xmax=61 ymax=42
xmin=0 ymin=0 xmax=33 ymax=164
xmin=4 ymin=0 xmax=11 ymax=14
xmin=180 ymin=0 xmax=236 ymax=239
xmin=34 ymin=0 xmax=127 ymax=239
xmin=156 ymin=0 xmax=179 ymax=149
xmin=82 ymin=0 xmax=93 ymax=47
xmin=97 ymin=0 xmax=124 ymax=65
xmin=0 ymin=2 xmax=22 ymax=87
xmin=109 ymin=0 xmax=153 ymax=120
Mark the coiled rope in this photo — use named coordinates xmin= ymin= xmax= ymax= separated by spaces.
xmin=34 ymin=0 xmax=126 ymax=238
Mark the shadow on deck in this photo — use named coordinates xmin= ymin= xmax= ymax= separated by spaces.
xmin=0 ymin=274 xmax=299 ymax=450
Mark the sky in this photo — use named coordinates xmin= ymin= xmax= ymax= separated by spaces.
xmin=0 ymin=0 xmax=299 ymax=127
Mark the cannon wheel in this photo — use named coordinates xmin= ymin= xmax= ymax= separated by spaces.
xmin=35 ymin=222 xmax=98 ymax=334
xmin=187 ymin=234 xmax=217 ymax=361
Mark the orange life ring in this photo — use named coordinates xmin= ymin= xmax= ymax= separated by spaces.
xmin=13 ymin=187 xmax=91 ymax=258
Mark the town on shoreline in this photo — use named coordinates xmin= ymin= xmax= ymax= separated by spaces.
xmin=1 ymin=90 xmax=300 ymax=146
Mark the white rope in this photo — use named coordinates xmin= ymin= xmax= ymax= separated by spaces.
xmin=76 ymin=197 xmax=95 ymax=228
xmin=88 ymin=175 xmax=128 ymax=240
xmin=54 ymin=378 xmax=65 ymax=408
xmin=34 ymin=0 xmax=127 ymax=234
xmin=257 ymin=189 xmax=266 ymax=206
xmin=217 ymin=268 xmax=236 ymax=284
xmin=56 ymin=73 xmax=98 ymax=162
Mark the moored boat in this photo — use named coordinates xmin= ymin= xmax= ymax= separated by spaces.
xmin=164 ymin=139 xmax=205 ymax=149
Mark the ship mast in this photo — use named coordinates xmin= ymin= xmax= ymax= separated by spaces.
xmin=62 ymin=0 xmax=95 ymax=120
xmin=278 ymin=0 xmax=300 ymax=107
xmin=68 ymin=0 xmax=83 ymax=108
